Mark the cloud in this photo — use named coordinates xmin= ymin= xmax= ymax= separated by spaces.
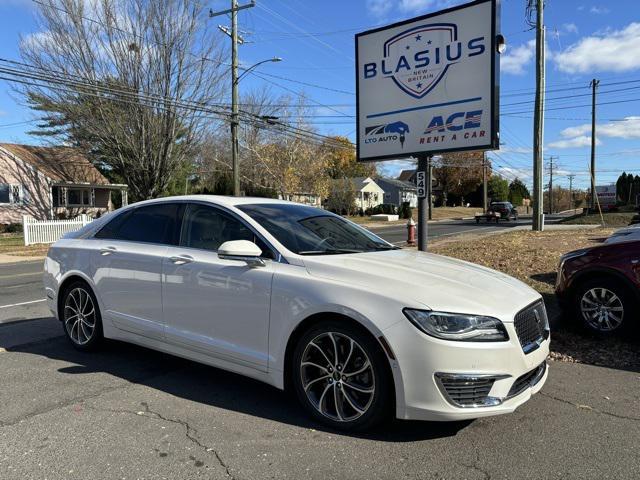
xmin=376 ymin=159 xmax=416 ymax=178
xmin=501 ymin=40 xmax=535 ymax=75
xmin=563 ymin=23 xmax=579 ymax=34
xmin=553 ymin=22 xmax=640 ymax=73
xmin=366 ymin=0 xmax=393 ymax=18
xmin=548 ymin=136 xmax=601 ymax=149
xmin=559 ymin=116 xmax=640 ymax=140
xmin=495 ymin=166 xmax=533 ymax=181
xmin=398 ymin=0 xmax=436 ymax=12
xmin=590 ymin=6 xmax=610 ymax=14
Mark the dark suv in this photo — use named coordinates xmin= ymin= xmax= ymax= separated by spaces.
xmin=556 ymin=240 xmax=640 ymax=334
xmin=490 ymin=202 xmax=518 ymax=221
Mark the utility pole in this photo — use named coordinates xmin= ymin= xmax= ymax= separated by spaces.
xmin=210 ymin=1 xmax=255 ymax=196
xmin=427 ymin=158 xmax=433 ymax=220
xmin=482 ymin=153 xmax=488 ymax=213
xmin=547 ymin=156 xmax=557 ymax=213
xmin=590 ymin=78 xmax=599 ymax=211
xmin=568 ymin=174 xmax=575 ymax=211
xmin=532 ymin=0 xmax=545 ymax=231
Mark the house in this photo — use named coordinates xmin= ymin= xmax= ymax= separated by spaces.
xmin=0 ymin=143 xmax=128 ymax=224
xmin=278 ymin=192 xmax=322 ymax=208
xmin=375 ymin=177 xmax=418 ymax=208
xmin=351 ymin=177 xmax=385 ymax=211
xmin=396 ymin=168 xmax=444 ymax=204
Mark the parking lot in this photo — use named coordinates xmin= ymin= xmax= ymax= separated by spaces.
xmin=1 ymin=279 xmax=639 ymax=479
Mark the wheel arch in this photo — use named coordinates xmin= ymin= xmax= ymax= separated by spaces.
xmin=568 ymin=267 xmax=640 ymax=302
xmin=56 ymin=272 xmax=97 ymax=322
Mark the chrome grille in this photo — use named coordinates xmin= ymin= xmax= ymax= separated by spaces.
xmin=508 ymin=362 xmax=547 ymax=398
xmin=435 ymin=375 xmax=496 ymax=407
xmin=514 ymin=300 xmax=549 ymax=353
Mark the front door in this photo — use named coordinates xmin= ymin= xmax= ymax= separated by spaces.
xmin=92 ymin=203 xmax=182 ymax=340
xmin=162 ymin=203 xmax=274 ymax=371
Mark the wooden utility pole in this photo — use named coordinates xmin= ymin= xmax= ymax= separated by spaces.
xmin=590 ymin=78 xmax=599 ymax=211
xmin=568 ymin=174 xmax=575 ymax=211
xmin=210 ymin=0 xmax=255 ymax=196
xmin=532 ymin=0 xmax=545 ymax=230
xmin=482 ymin=153 xmax=488 ymax=213
xmin=547 ymin=155 xmax=557 ymax=213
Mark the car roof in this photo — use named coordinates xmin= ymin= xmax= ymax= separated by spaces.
xmin=125 ymin=195 xmax=300 ymax=209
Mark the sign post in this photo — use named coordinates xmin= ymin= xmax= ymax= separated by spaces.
xmin=355 ymin=0 xmax=500 ymax=251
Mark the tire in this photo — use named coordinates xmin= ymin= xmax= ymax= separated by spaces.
xmin=571 ymin=277 xmax=637 ymax=335
xmin=291 ymin=320 xmax=393 ymax=431
xmin=60 ymin=280 xmax=104 ymax=351
xmin=476 ymin=218 xmax=480 ymax=224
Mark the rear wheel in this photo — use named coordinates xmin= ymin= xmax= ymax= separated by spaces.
xmin=292 ymin=321 xmax=392 ymax=431
xmin=61 ymin=280 xmax=103 ymax=350
xmin=572 ymin=277 xmax=636 ymax=334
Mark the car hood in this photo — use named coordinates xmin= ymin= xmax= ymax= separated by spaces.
xmin=302 ymin=249 xmax=541 ymax=321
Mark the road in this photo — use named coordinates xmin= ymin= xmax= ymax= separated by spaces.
xmin=1 ymin=217 xmax=638 ymax=479
xmin=373 ymin=215 xmax=566 ymax=244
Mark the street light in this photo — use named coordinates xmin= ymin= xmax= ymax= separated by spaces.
xmin=231 ymin=57 xmax=282 ymax=196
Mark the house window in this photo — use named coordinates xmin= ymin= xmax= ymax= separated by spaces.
xmin=0 ymin=183 xmax=22 ymax=204
xmin=67 ymin=188 xmax=92 ymax=206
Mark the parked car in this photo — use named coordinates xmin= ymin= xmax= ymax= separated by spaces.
xmin=604 ymin=224 xmax=640 ymax=244
xmin=44 ymin=196 xmax=550 ymax=430
xmin=475 ymin=202 xmax=518 ymax=223
xmin=556 ymin=240 xmax=640 ymax=334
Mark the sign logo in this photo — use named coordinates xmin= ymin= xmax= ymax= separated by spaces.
xmin=364 ymin=121 xmax=410 ymax=148
xmin=424 ymin=110 xmax=482 ymax=133
xmin=363 ymin=23 xmax=486 ymax=99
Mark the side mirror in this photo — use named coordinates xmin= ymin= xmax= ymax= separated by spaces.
xmin=218 ymin=240 xmax=266 ymax=267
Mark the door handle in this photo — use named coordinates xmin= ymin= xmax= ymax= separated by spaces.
xmin=100 ymin=246 xmax=117 ymax=256
xmin=169 ymin=255 xmax=194 ymax=265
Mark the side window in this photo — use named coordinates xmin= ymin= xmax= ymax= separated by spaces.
xmin=180 ymin=204 xmax=273 ymax=258
xmin=95 ymin=204 xmax=181 ymax=245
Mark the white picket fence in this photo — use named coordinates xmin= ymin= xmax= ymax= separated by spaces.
xmin=23 ymin=214 xmax=93 ymax=246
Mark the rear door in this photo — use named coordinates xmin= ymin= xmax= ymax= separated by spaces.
xmin=93 ymin=203 xmax=183 ymax=340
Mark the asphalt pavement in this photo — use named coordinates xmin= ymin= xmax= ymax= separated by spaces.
xmin=0 ymin=217 xmax=638 ymax=479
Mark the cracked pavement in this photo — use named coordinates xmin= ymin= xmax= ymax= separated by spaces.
xmin=1 ymin=316 xmax=639 ymax=480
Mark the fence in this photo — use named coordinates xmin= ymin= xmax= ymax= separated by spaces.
xmin=23 ymin=214 xmax=92 ymax=246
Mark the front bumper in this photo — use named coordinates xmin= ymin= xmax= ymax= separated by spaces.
xmin=383 ymin=317 xmax=550 ymax=421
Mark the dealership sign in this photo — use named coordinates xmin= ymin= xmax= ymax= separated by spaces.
xmin=356 ymin=0 xmax=499 ymax=161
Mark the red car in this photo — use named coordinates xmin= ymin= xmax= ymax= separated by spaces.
xmin=556 ymin=240 xmax=640 ymax=334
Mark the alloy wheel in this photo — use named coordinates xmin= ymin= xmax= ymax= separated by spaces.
xmin=64 ymin=287 xmax=97 ymax=345
xmin=580 ymin=287 xmax=624 ymax=332
xmin=300 ymin=332 xmax=375 ymax=423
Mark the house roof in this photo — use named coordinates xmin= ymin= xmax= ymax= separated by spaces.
xmin=375 ymin=177 xmax=416 ymax=190
xmin=398 ymin=169 xmax=416 ymax=182
xmin=0 ymin=143 xmax=111 ymax=185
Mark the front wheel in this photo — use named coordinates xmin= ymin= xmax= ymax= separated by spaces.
xmin=572 ymin=278 xmax=636 ymax=334
xmin=61 ymin=281 xmax=104 ymax=350
xmin=292 ymin=321 xmax=392 ymax=431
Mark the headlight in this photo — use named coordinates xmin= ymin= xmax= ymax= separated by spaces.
xmin=403 ymin=309 xmax=508 ymax=342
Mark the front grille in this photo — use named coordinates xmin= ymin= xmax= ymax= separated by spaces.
xmin=514 ymin=300 xmax=549 ymax=353
xmin=508 ymin=362 xmax=547 ymax=398
xmin=436 ymin=375 xmax=496 ymax=407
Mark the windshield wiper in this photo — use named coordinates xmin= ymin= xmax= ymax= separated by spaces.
xmin=298 ymin=248 xmax=364 ymax=255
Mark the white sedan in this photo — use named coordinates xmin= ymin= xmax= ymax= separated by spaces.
xmin=43 ymin=196 xmax=549 ymax=431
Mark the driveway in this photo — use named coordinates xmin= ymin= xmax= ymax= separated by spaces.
xmin=0 ymin=303 xmax=638 ymax=479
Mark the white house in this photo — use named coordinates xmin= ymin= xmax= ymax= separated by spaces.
xmin=351 ymin=177 xmax=385 ymax=211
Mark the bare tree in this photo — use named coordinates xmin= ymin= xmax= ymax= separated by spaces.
xmin=20 ymin=0 xmax=228 ymax=201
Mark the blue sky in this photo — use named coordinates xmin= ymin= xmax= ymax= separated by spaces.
xmin=1 ymin=0 xmax=640 ymax=190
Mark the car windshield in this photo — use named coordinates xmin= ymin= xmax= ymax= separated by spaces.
xmin=237 ymin=203 xmax=398 ymax=255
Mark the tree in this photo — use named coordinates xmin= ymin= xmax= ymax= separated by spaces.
xmin=616 ymin=172 xmax=640 ymax=205
xmin=488 ymin=175 xmax=509 ymax=202
xmin=325 ymin=178 xmax=356 ymax=215
xmin=433 ymin=151 xmax=484 ymax=206
xmin=20 ymin=0 xmax=227 ymax=201
xmin=323 ymin=136 xmax=375 ymax=179
xmin=508 ymin=178 xmax=530 ymax=206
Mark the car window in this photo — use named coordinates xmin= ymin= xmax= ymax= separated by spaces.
xmin=94 ymin=203 xmax=181 ymax=245
xmin=180 ymin=204 xmax=273 ymax=258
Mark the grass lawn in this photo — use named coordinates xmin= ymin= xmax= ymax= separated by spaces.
xmin=560 ymin=211 xmax=638 ymax=227
xmin=347 ymin=206 xmax=482 ymax=225
xmin=430 ymin=228 xmax=639 ymax=371
xmin=0 ymin=233 xmax=50 ymax=257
